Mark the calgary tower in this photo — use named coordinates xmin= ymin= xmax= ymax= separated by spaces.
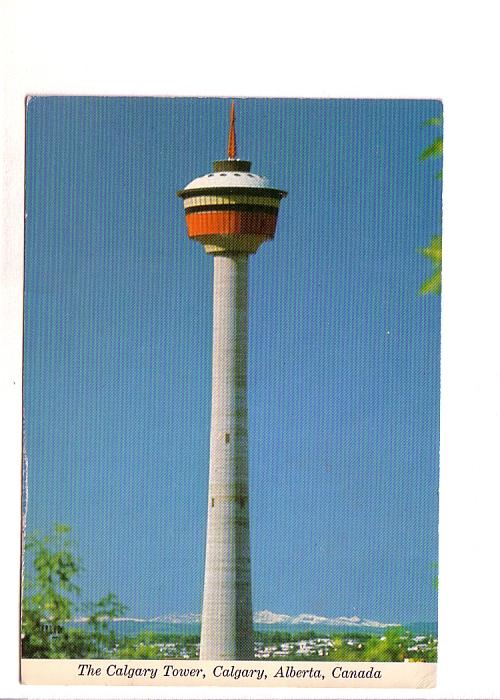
xmin=178 ymin=102 xmax=287 ymax=660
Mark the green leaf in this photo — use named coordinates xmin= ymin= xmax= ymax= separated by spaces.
xmin=419 ymin=137 xmax=443 ymax=162
xmin=418 ymin=235 xmax=442 ymax=295
xmin=418 ymin=235 xmax=442 ymax=265
xmin=419 ymin=269 xmax=441 ymax=295
xmin=422 ymin=116 xmax=443 ymax=127
xmin=23 ymin=525 xmax=126 ymax=658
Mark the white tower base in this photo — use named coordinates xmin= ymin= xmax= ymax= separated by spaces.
xmin=199 ymin=253 xmax=254 ymax=660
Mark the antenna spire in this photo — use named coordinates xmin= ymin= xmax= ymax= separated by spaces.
xmin=227 ymin=100 xmax=236 ymax=159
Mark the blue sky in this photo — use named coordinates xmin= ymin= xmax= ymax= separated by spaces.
xmin=24 ymin=97 xmax=441 ymax=623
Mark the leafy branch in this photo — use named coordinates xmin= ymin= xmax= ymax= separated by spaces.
xmin=22 ymin=524 xmax=126 ymax=658
xmin=418 ymin=236 xmax=442 ymax=295
xmin=418 ymin=116 xmax=443 ymax=294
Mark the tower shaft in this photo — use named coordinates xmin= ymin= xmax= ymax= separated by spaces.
xmin=200 ymin=254 xmax=253 ymax=660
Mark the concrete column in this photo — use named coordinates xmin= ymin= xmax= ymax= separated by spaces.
xmin=200 ymin=253 xmax=254 ymax=660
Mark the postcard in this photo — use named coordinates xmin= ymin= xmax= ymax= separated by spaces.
xmin=21 ymin=96 xmax=441 ymax=688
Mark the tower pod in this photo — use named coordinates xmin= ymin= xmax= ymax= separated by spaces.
xmin=178 ymin=103 xmax=286 ymax=255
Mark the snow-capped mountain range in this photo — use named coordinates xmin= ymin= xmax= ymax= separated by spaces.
xmin=253 ymin=610 xmax=398 ymax=628
xmin=92 ymin=610 xmax=398 ymax=629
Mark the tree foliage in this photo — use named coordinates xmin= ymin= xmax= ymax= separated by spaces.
xmin=419 ymin=116 xmax=443 ymax=294
xmin=22 ymin=524 xmax=79 ymax=657
xmin=22 ymin=524 xmax=125 ymax=658
xmin=419 ymin=138 xmax=443 ymax=166
xmin=362 ymin=626 xmax=407 ymax=662
xmin=418 ymin=235 xmax=442 ymax=295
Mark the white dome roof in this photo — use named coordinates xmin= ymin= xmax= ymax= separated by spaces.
xmin=184 ymin=170 xmax=270 ymax=190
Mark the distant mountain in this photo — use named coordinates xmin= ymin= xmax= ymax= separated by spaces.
xmin=253 ymin=610 xmax=399 ymax=628
xmin=100 ymin=610 xmax=399 ymax=629
xmin=152 ymin=613 xmax=201 ymax=624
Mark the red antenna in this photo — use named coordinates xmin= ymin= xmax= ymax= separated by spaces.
xmin=227 ymin=100 xmax=236 ymax=159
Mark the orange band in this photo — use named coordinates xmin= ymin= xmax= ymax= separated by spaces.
xmin=186 ymin=210 xmax=278 ymax=238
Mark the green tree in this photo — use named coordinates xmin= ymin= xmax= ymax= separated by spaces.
xmin=419 ymin=116 xmax=443 ymax=295
xmin=22 ymin=524 xmax=80 ymax=657
xmin=362 ymin=626 xmax=407 ymax=662
xmin=22 ymin=524 xmax=125 ymax=658
xmin=418 ymin=235 xmax=442 ymax=295
xmin=419 ymin=117 xmax=443 ymax=177
xmin=87 ymin=592 xmax=125 ymax=656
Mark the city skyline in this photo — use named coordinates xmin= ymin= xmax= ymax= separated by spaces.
xmin=24 ymin=97 xmax=441 ymax=624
